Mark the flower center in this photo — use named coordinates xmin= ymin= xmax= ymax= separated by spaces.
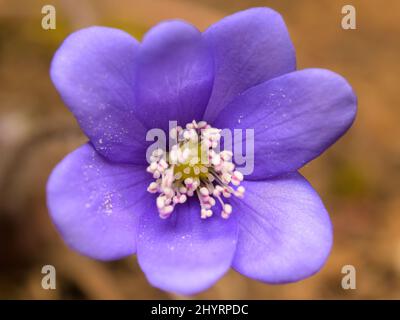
xmin=146 ymin=120 xmax=245 ymax=219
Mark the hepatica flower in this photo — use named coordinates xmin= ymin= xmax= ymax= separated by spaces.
xmin=47 ymin=8 xmax=357 ymax=295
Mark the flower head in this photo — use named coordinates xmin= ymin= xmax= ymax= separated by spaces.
xmin=47 ymin=7 xmax=357 ymax=295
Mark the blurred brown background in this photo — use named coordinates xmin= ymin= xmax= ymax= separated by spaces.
xmin=0 ymin=0 xmax=399 ymax=299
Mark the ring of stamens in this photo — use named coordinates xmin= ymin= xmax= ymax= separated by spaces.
xmin=146 ymin=120 xmax=245 ymax=219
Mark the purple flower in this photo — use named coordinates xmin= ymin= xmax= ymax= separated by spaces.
xmin=47 ymin=7 xmax=357 ymax=295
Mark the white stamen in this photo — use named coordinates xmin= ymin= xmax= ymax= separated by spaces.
xmin=146 ymin=120 xmax=246 ymax=219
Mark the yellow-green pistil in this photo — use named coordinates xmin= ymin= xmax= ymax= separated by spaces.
xmin=147 ymin=120 xmax=245 ymax=219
